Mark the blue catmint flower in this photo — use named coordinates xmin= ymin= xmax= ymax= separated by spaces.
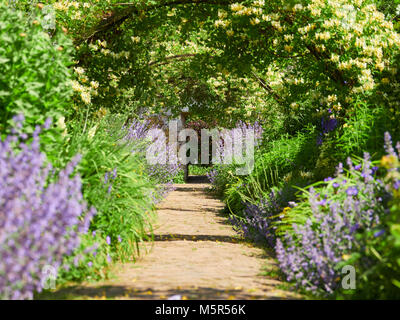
xmin=346 ymin=186 xmax=358 ymax=196
xmin=44 ymin=118 xmax=52 ymax=129
xmin=0 ymin=115 xmax=95 ymax=299
xmin=384 ymin=132 xmax=396 ymax=156
xmin=106 ymin=236 xmax=111 ymax=245
xmin=374 ymin=229 xmax=385 ymax=238
xmin=316 ymin=134 xmax=323 ymax=146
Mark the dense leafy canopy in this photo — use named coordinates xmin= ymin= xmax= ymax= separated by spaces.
xmin=9 ymin=0 xmax=398 ymax=133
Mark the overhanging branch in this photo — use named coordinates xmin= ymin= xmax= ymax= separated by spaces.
xmin=80 ymin=0 xmax=236 ymax=44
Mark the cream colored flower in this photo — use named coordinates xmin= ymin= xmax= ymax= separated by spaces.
xmin=231 ymin=3 xmax=244 ymax=12
xmin=81 ymin=91 xmax=91 ymax=104
xmin=57 ymin=116 xmax=66 ymax=130
xmin=74 ymin=67 xmax=85 ymax=75
xmin=88 ymin=125 xmax=98 ymax=139
xmin=90 ymin=81 xmax=99 ymax=89
xmin=131 ymin=36 xmax=140 ymax=43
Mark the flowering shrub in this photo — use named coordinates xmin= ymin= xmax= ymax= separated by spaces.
xmin=213 ymin=0 xmax=400 ymax=114
xmin=229 ymin=191 xmax=282 ymax=246
xmin=233 ymin=131 xmax=400 ymax=297
xmin=57 ymin=231 xmax=112 ymax=284
xmin=342 ymin=132 xmax=400 ymax=298
xmin=59 ymin=116 xmax=157 ymax=262
xmin=222 ymin=130 xmax=400 ymax=298
xmin=0 ymin=115 xmax=95 ymax=299
xmin=122 ymin=118 xmax=183 ymax=198
xmin=275 ymin=149 xmax=389 ymax=295
xmin=207 ymin=120 xmax=264 ymax=190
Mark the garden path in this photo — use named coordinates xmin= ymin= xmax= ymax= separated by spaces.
xmin=49 ymin=178 xmax=300 ymax=299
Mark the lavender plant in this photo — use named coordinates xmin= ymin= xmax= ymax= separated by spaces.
xmin=207 ymin=121 xmax=264 ymax=193
xmin=0 ymin=115 xmax=95 ymax=299
xmin=229 ymin=192 xmax=281 ymax=247
xmin=275 ymin=150 xmax=389 ymax=295
xmin=122 ymin=118 xmax=183 ymax=198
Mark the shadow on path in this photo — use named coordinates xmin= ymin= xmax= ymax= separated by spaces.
xmin=186 ymin=175 xmax=210 ymax=184
xmin=147 ymin=234 xmax=241 ymax=243
xmin=39 ymin=284 xmax=293 ymax=300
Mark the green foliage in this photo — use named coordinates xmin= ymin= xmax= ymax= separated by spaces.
xmin=0 ymin=3 xmax=73 ymax=133
xmin=220 ymin=129 xmax=318 ymax=215
xmin=57 ymin=232 xmax=112 ymax=284
xmin=49 ymin=114 xmax=157 ymax=263
xmin=190 ymin=165 xmax=213 ymax=176
xmin=335 ymin=100 xmax=391 ymax=160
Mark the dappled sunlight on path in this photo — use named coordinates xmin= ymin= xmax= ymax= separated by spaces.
xmin=45 ymin=179 xmax=300 ymax=300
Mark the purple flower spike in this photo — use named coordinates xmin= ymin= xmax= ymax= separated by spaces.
xmin=44 ymin=118 xmax=52 ymax=129
xmin=374 ymin=229 xmax=385 ymax=238
xmin=0 ymin=114 xmax=95 ymax=299
xmin=346 ymin=186 xmax=358 ymax=196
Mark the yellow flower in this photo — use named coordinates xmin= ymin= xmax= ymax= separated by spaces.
xmin=131 ymin=36 xmax=140 ymax=43
xmin=81 ymin=91 xmax=91 ymax=104
xmin=90 ymin=81 xmax=99 ymax=89
xmin=231 ymin=3 xmax=244 ymax=12
xmin=381 ymin=155 xmax=397 ymax=169
xmin=74 ymin=67 xmax=85 ymax=75
xmin=218 ymin=9 xmax=227 ymax=19
xmin=250 ymin=18 xmax=260 ymax=25
xmin=284 ymin=45 xmax=293 ymax=52
xmin=327 ymin=94 xmax=337 ymax=103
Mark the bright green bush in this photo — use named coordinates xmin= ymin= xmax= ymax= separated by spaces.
xmin=50 ymin=114 xmax=157 ymax=264
xmin=219 ymin=129 xmax=318 ymax=216
xmin=57 ymin=231 xmax=112 ymax=284
xmin=0 ymin=4 xmax=73 ymax=133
